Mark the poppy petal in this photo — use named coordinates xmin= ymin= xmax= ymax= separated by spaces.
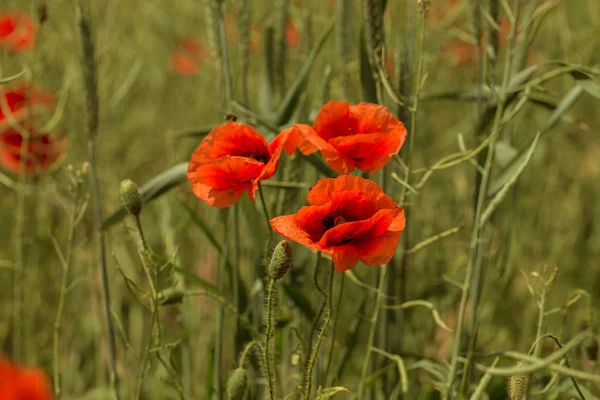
xmin=307 ymin=175 xmax=399 ymax=211
xmin=188 ymin=156 xmax=264 ymax=191
xmin=192 ymin=122 xmax=270 ymax=164
xmin=331 ymin=245 xmax=360 ymax=273
xmin=329 ymin=131 xmax=403 ymax=172
xmin=270 ymin=214 xmax=328 ymax=253
xmin=312 ymin=100 xmax=356 ymax=142
xmin=356 ymin=231 xmax=402 ymax=267
xmin=318 ymin=209 xmax=395 ymax=247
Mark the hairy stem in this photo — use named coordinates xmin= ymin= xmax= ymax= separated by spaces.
xmin=304 ymin=261 xmax=335 ymax=400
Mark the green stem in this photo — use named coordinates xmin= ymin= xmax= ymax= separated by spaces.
xmin=214 ymin=209 xmax=229 ymax=400
xmin=325 ymin=272 xmax=344 ymax=384
xmin=304 ymin=262 xmax=335 ymax=400
xmin=264 ymin=278 xmax=277 ymax=400
xmin=76 ymin=2 xmax=119 ymax=396
xmin=358 ymin=265 xmax=388 ymax=399
xmin=53 ymin=182 xmax=81 ymax=398
xmin=524 ymin=290 xmax=546 ymax=399
xmin=445 ymin=2 xmax=522 ymax=397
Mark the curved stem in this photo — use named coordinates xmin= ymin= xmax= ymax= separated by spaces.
xmin=304 ymin=261 xmax=335 ymax=400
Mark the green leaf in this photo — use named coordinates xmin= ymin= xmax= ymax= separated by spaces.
xmin=181 ymin=203 xmax=250 ymax=312
xmin=300 ymin=153 xmax=336 ymax=178
xmin=102 ymin=162 xmax=188 ymax=229
xmin=494 ymin=141 xmax=518 ymax=168
xmin=359 ymin=26 xmax=378 ymax=103
xmin=172 ymin=125 xmax=217 ymax=138
xmin=0 ymin=69 xmax=27 ymax=84
xmin=488 ymin=85 xmax=584 ymax=197
xmin=316 ymin=386 xmax=350 ymax=399
xmin=281 ymin=283 xmax=316 ymax=320
xmin=205 ymin=343 xmax=215 ymax=399
xmin=258 ymin=25 xmax=276 ymax=117
xmin=336 ymin=296 xmax=367 ymax=378
xmin=578 ymin=79 xmax=600 ymax=100
xmin=409 ymin=359 xmax=448 ymax=383
xmin=175 ymin=267 xmax=221 ymax=297
xmin=273 ymin=20 xmax=335 ymax=126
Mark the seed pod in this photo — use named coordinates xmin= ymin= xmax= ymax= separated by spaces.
xmin=268 ymin=240 xmax=292 ymax=281
xmin=120 ymin=179 xmax=142 ymax=216
xmin=507 ymin=362 xmax=527 ymax=400
xmin=158 ymin=288 xmax=185 ymax=306
xmin=226 ymin=367 xmax=248 ymax=400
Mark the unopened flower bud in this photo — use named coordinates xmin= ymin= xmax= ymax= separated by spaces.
xmin=507 ymin=362 xmax=527 ymax=400
xmin=268 ymin=240 xmax=292 ymax=280
xmin=158 ymin=288 xmax=184 ymax=306
xmin=120 ymin=179 xmax=142 ymax=216
xmin=226 ymin=367 xmax=248 ymax=400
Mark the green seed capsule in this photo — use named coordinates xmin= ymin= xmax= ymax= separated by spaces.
xmin=226 ymin=367 xmax=248 ymax=400
xmin=268 ymin=240 xmax=293 ymax=280
xmin=120 ymin=179 xmax=142 ymax=216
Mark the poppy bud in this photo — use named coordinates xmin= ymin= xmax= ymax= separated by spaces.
xmin=120 ymin=179 xmax=142 ymax=216
xmin=158 ymin=288 xmax=184 ymax=306
xmin=226 ymin=367 xmax=248 ymax=400
xmin=507 ymin=362 xmax=527 ymax=400
xmin=268 ymin=240 xmax=292 ymax=281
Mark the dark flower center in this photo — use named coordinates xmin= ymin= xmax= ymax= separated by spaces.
xmin=248 ymin=153 xmax=270 ymax=164
xmin=321 ymin=214 xmax=348 ymax=230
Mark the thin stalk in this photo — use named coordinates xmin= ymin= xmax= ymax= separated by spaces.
xmin=304 ymin=261 xmax=335 ymax=400
xmin=134 ymin=214 xmax=164 ymax=399
xmin=524 ymin=290 xmax=546 ymax=399
xmin=76 ymin=1 xmax=119 ymax=396
xmin=264 ymin=278 xmax=277 ymax=400
xmin=233 ymin=204 xmax=242 ymax=357
xmin=357 ymin=265 xmax=388 ymax=399
xmin=325 ymin=272 xmax=344 ymax=383
xmin=214 ymin=209 xmax=230 ymax=400
xmin=53 ymin=182 xmax=81 ymax=398
xmin=444 ymin=2 xmax=522 ymax=397
xmin=214 ymin=0 xmax=233 ymax=106
xmin=11 ymin=82 xmax=32 ymax=365
xmin=391 ymin=8 xmax=426 ymax=397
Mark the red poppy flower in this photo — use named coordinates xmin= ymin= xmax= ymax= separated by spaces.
xmin=168 ymin=50 xmax=200 ymax=76
xmin=285 ymin=20 xmax=299 ymax=49
xmin=0 ymin=85 xmax=53 ymax=131
xmin=288 ymin=101 xmax=406 ymax=174
xmin=187 ymin=122 xmax=299 ymax=208
xmin=0 ymin=357 xmax=52 ymax=400
xmin=0 ymin=129 xmax=67 ymax=176
xmin=270 ymin=175 xmax=405 ymax=272
xmin=0 ymin=12 xmax=35 ymax=53
xmin=169 ymin=37 xmax=209 ymax=76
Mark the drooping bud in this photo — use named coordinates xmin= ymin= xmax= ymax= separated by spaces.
xmin=507 ymin=362 xmax=527 ymax=400
xmin=226 ymin=367 xmax=248 ymax=400
xmin=120 ymin=179 xmax=142 ymax=216
xmin=268 ymin=240 xmax=292 ymax=280
xmin=158 ymin=288 xmax=184 ymax=306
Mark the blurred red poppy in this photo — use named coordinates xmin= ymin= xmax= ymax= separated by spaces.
xmin=169 ymin=51 xmax=200 ymax=76
xmin=187 ymin=122 xmax=299 ymax=207
xmin=288 ymin=101 xmax=406 ymax=174
xmin=270 ymin=175 xmax=405 ymax=272
xmin=0 ymin=12 xmax=35 ymax=53
xmin=0 ymin=129 xmax=67 ymax=176
xmin=169 ymin=37 xmax=208 ymax=76
xmin=0 ymin=85 xmax=53 ymax=130
xmin=0 ymin=357 xmax=52 ymax=400
xmin=285 ymin=20 xmax=299 ymax=49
